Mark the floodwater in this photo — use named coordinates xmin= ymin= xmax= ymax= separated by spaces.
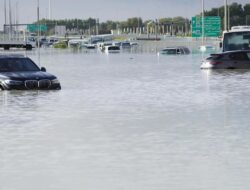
xmin=1 ymin=47 xmax=250 ymax=190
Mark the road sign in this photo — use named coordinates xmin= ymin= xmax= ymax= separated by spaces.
xmin=192 ymin=16 xmax=221 ymax=37
xmin=27 ymin=24 xmax=47 ymax=32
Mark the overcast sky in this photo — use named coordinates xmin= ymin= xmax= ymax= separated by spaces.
xmin=0 ymin=0 xmax=249 ymax=29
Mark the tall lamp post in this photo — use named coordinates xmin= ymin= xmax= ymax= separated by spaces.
xmin=202 ymin=0 xmax=205 ymax=45
xmin=9 ymin=0 xmax=12 ymax=40
xmin=4 ymin=0 xmax=7 ymax=26
xmin=49 ymin=0 xmax=51 ymax=20
xmin=37 ymin=0 xmax=40 ymax=66
xmin=228 ymin=1 xmax=230 ymax=30
xmin=224 ymin=0 xmax=228 ymax=31
xmin=4 ymin=0 xmax=7 ymax=37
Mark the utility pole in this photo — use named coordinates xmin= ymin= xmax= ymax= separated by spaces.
xmin=37 ymin=0 xmax=40 ymax=37
xmin=37 ymin=0 xmax=40 ymax=66
xmin=49 ymin=0 xmax=51 ymax=20
xmin=15 ymin=2 xmax=19 ymax=39
xmin=4 ymin=0 xmax=7 ymax=25
xmin=224 ymin=0 xmax=228 ymax=31
xmin=228 ymin=2 xmax=230 ymax=30
xmin=202 ymin=0 xmax=205 ymax=45
xmin=9 ymin=0 xmax=12 ymax=40
xmin=4 ymin=0 xmax=7 ymax=37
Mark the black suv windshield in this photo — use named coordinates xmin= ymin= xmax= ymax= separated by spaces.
xmin=0 ymin=58 xmax=40 ymax=72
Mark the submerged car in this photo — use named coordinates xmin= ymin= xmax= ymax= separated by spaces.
xmin=0 ymin=54 xmax=61 ymax=90
xmin=158 ymin=46 xmax=190 ymax=55
xmin=201 ymin=50 xmax=250 ymax=69
xmin=104 ymin=45 xmax=120 ymax=53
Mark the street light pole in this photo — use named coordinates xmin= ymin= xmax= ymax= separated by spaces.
xmin=37 ymin=0 xmax=40 ymax=40
xmin=202 ymin=0 xmax=205 ymax=45
xmin=49 ymin=0 xmax=51 ymax=20
xmin=224 ymin=0 xmax=228 ymax=31
xmin=9 ymin=0 xmax=12 ymax=40
xmin=37 ymin=0 xmax=40 ymax=66
xmin=4 ymin=0 xmax=7 ymax=25
xmin=228 ymin=1 xmax=230 ymax=30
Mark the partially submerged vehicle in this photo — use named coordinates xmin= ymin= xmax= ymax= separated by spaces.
xmin=104 ymin=45 xmax=120 ymax=53
xmin=201 ymin=50 xmax=250 ymax=69
xmin=120 ymin=41 xmax=131 ymax=48
xmin=158 ymin=46 xmax=190 ymax=55
xmin=201 ymin=26 xmax=250 ymax=69
xmin=98 ymin=42 xmax=113 ymax=51
xmin=84 ymin=44 xmax=96 ymax=49
xmin=0 ymin=54 xmax=61 ymax=90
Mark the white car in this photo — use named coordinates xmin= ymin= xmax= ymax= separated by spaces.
xmin=201 ymin=50 xmax=250 ymax=69
xmin=105 ymin=45 xmax=120 ymax=53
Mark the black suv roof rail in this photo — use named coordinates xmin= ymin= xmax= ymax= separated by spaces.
xmin=0 ymin=54 xmax=26 ymax=58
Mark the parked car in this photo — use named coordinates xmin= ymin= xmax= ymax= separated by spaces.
xmin=0 ymin=54 xmax=61 ymax=90
xmin=158 ymin=46 xmax=190 ymax=55
xmin=200 ymin=50 xmax=250 ymax=69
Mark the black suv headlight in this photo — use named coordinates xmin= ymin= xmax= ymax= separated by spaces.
xmin=4 ymin=80 xmax=23 ymax=85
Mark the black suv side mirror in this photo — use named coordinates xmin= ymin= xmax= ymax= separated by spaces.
xmin=41 ymin=67 xmax=46 ymax=72
xmin=219 ymin=42 xmax=222 ymax=48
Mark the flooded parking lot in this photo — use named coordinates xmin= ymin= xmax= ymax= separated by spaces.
xmin=1 ymin=47 xmax=250 ymax=190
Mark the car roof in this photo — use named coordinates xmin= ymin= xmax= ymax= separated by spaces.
xmin=211 ymin=50 xmax=250 ymax=56
xmin=162 ymin=46 xmax=189 ymax=50
xmin=107 ymin=45 xmax=120 ymax=49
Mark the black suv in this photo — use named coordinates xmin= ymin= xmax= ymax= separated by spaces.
xmin=0 ymin=54 xmax=61 ymax=90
